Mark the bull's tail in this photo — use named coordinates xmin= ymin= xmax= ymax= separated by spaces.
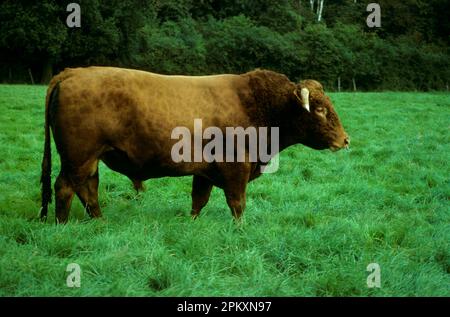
xmin=40 ymin=80 xmax=59 ymax=221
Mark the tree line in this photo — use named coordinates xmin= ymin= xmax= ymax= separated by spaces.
xmin=0 ymin=0 xmax=449 ymax=91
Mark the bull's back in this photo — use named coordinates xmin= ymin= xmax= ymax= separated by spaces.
xmin=56 ymin=67 xmax=248 ymax=128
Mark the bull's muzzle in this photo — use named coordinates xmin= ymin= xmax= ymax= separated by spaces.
xmin=344 ymin=135 xmax=350 ymax=150
xmin=330 ymin=134 xmax=350 ymax=151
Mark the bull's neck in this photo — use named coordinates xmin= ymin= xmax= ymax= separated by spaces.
xmin=259 ymin=103 xmax=308 ymax=154
xmin=278 ymin=120 xmax=307 ymax=152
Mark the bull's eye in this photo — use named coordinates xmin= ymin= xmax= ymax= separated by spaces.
xmin=315 ymin=107 xmax=327 ymax=116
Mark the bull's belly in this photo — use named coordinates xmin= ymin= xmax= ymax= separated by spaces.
xmin=100 ymin=148 xmax=206 ymax=180
xmin=99 ymin=148 xmax=264 ymax=188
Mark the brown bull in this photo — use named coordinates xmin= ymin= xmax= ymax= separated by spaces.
xmin=40 ymin=67 xmax=349 ymax=223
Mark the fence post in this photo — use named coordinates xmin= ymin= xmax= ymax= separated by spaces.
xmin=28 ymin=68 xmax=35 ymax=85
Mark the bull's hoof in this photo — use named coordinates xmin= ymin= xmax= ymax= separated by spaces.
xmin=191 ymin=210 xmax=200 ymax=220
xmin=233 ymin=216 xmax=245 ymax=227
xmin=132 ymin=179 xmax=145 ymax=192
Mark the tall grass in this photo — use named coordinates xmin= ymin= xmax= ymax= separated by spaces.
xmin=0 ymin=85 xmax=448 ymax=296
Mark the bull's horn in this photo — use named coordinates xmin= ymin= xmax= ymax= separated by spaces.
xmin=294 ymin=88 xmax=310 ymax=112
xmin=300 ymin=88 xmax=310 ymax=112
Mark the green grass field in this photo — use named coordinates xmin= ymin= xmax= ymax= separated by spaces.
xmin=0 ymin=85 xmax=448 ymax=296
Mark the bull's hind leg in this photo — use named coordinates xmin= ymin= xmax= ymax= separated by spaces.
xmin=56 ymin=159 xmax=101 ymax=223
xmin=191 ymin=175 xmax=213 ymax=219
xmin=54 ymin=172 xmax=75 ymax=224
xmin=75 ymin=169 xmax=102 ymax=219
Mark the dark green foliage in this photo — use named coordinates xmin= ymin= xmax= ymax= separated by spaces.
xmin=297 ymin=24 xmax=343 ymax=87
xmin=200 ymin=15 xmax=297 ymax=74
xmin=137 ymin=18 xmax=207 ymax=74
xmin=0 ymin=0 xmax=449 ymax=90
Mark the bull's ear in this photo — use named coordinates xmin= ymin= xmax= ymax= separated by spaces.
xmin=294 ymin=88 xmax=310 ymax=112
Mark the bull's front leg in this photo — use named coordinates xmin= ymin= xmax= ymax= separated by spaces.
xmin=191 ymin=175 xmax=213 ymax=219
xmin=222 ymin=163 xmax=251 ymax=220
xmin=224 ymin=187 xmax=247 ymax=220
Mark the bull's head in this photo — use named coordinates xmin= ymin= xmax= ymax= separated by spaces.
xmin=293 ymin=80 xmax=350 ymax=151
